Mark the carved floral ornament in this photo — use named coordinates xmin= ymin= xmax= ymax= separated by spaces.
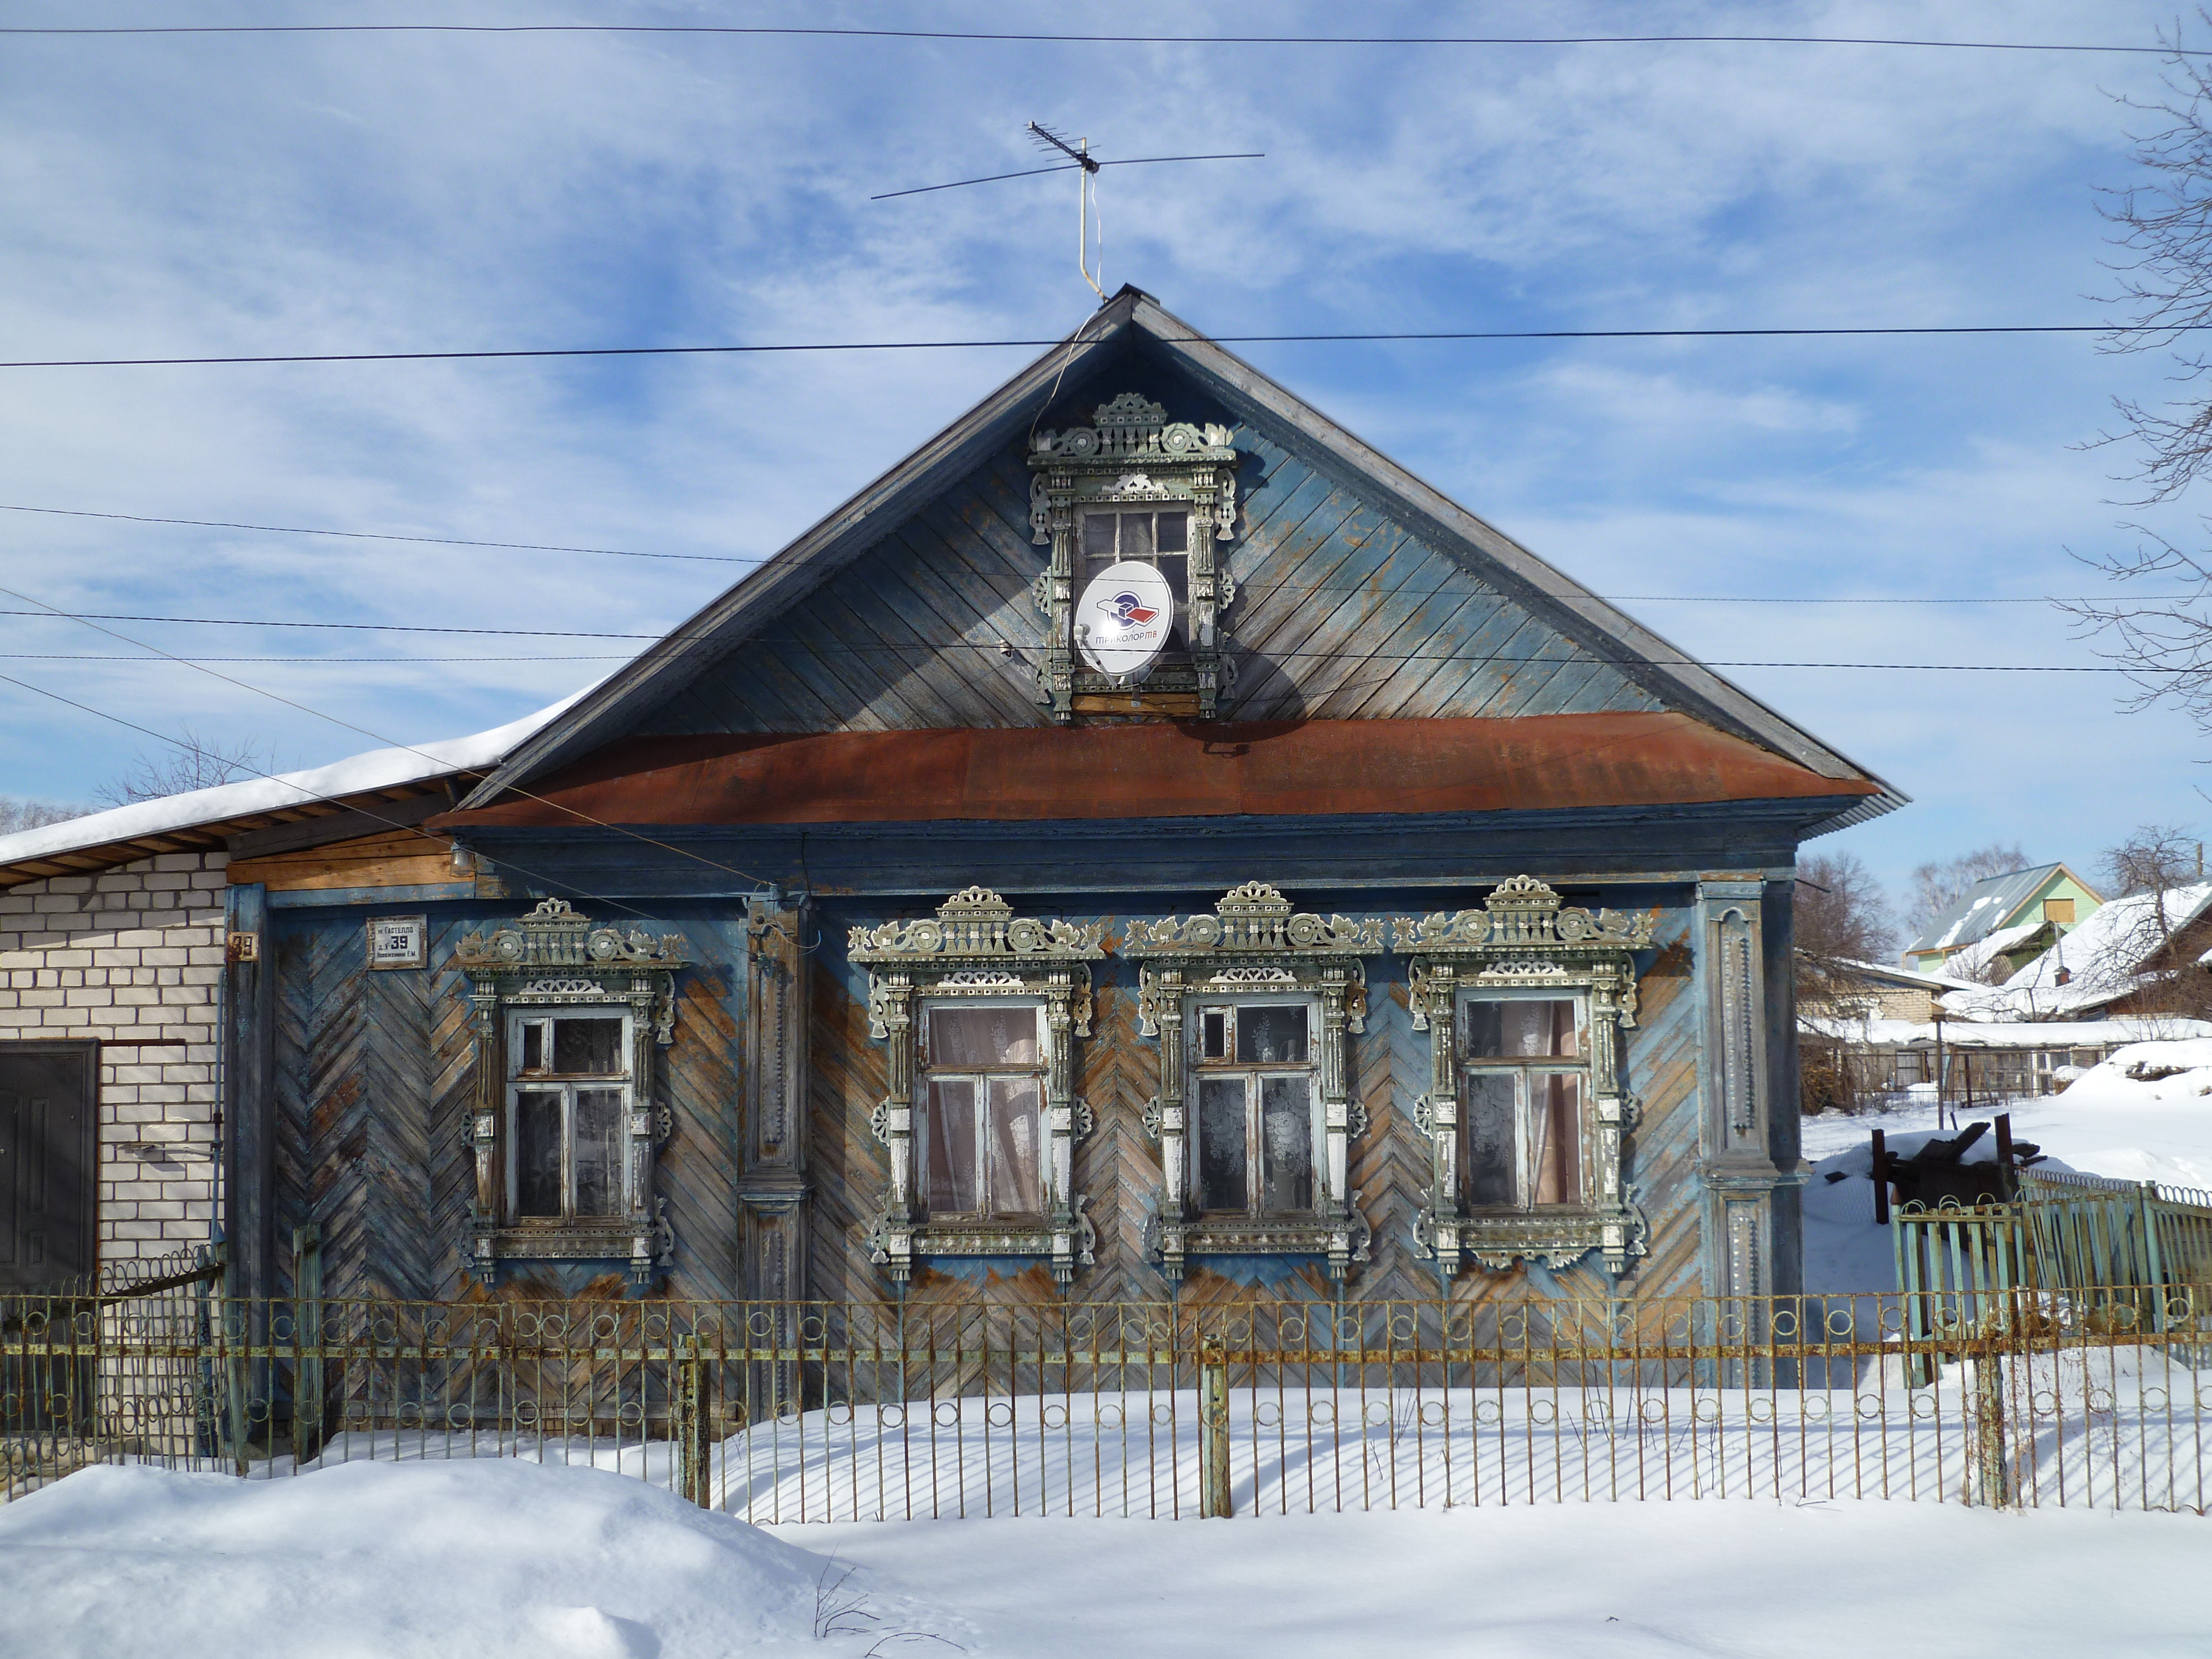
xmin=850 ymin=888 xmax=1105 ymax=1285
xmin=455 ymin=898 xmax=692 ymax=1285
xmin=1026 ymin=392 xmax=1242 ymax=721
xmin=1394 ymin=877 xmax=1657 ymax=1279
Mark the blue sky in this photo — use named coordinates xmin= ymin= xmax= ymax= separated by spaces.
xmin=2 ymin=0 xmax=2208 ymax=930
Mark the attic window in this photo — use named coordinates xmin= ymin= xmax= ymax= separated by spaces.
xmin=1082 ymin=508 xmax=1190 ymax=644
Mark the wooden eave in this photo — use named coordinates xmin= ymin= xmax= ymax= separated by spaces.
xmin=458 ymin=286 xmax=1906 ymax=837
xmin=0 ymin=781 xmax=459 ymax=891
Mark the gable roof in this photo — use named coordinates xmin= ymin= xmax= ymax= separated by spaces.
xmin=1942 ymin=881 xmax=2212 ymax=1019
xmin=456 ymin=287 xmax=1902 ymax=835
xmin=1904 ymin=862 xmax=2098 ymax=959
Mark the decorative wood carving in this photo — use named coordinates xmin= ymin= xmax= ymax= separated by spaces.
xmin=454 ymin=898 xmax=689 ymax=1284
xmin=849 ymin=888 xmax=1106 ymax=1283
xmin=1122 ymin=882 xmax=1383 ymax=1281
xmin=1394 ymin=877 xmax=1652 ymax=1277
xmin=1027 ymin=393 xmax=1239 ymax=721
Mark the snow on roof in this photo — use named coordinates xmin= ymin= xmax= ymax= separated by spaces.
xmin=1940 ymin=921 xmax=2047 ymax=983
xmin=1799 ymin=1014 xmax=2212 ymax=1048
xmin=1828 ymin=957 xmax=1987 ymax=993
xmin=0 ymin=684 xmax=600 ymax=871
xmin=1904 ymin=863 xmax=2068 ymax=957
xmin=1940 ymin=882 xmax=2212 ymax=1021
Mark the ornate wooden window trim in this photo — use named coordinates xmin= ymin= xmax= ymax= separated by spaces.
xmin=1123 ymin=882 xmax=1384 ymax=1282
xmin=1396 ymin=876 xmax=1654 ymax=1278
xmin=1028 ymin=392 xmax=1239 ymax=721
xmin=849 ymin=887 xmax=1107 ymax=1284
xmin=455 ymin=898 xmax=689 ymax=1284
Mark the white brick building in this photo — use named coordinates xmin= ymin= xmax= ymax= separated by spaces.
xmin=0 ymin=852 xmax=228 ymax=1270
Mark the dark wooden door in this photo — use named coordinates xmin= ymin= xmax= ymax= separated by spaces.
xmin=0 ymin=1040 xmax=98 ymax=1289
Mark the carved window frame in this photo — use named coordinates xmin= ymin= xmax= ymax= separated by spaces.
xmin=455 ymin=898 xmax=689 ymax=1284
xmin=849 ymin=887 xmax=1106 ymax=1284
xmin=1027 ymin=392 xmax=1240 ymax=721
xmin=1396 ymin=877 xmax=1653 ymax=1278
xmin=1123 ymin=882 xmax=1384 ymax=1281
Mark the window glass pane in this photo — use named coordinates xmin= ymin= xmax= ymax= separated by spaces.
xmin=928 ymin=1006 xmax=1039 ymax=1068
xmin=1236 ymin=1004 xmax=1309 ymax=1064
xmin=1119 ymin=512 xmax=1154 ymax=558
xmin=1201 ymin=1008 xmax=1228 ymax=1060
xmin=1259 ymin=1075 xmax=1313 ymax=1212
xmin=1461 ymin=1073 xmax=1517 ymax=1207
xmin=515 ymin=1090 xmax=563 ymax=1218
xmin=987 ymin=1078 xmax=1042 ymax=1214
xmin=1157 ymin=510 xmax=1188 ymax=553
xmin=924 ymin=1079 xmax=978 ymax=1215
xmin=1081 ymin=514 xmax=1116 ymax=562
xmin=1530 ymin=1073 xmax=1584 ymax=1204
xmin=1197 ymin=1076 xmax=1248 ymax=1212
xmin=518 ymin=1022 xmax=546 ymax=1073
xmin=552 ymin=1017 xmax=623 ymax=1075
xmin=573 ymin=1088 xmax=624 ymax=1217
xmin=1463 ymin=1000 xmax=1577 ymax=1059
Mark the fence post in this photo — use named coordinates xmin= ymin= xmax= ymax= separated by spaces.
xmin=1198 ymin=1342 xmax=1231 ymax=1518
xmin=676 ymin=1335 xmax=714 ymax=1509
xmin=1967 ymin=1323 xmax=2012 ymax=1508
xmin=218 ymin=1245 xmax=252 ymax=1476
xmin=290 ymin=1224 xmax=325 ymax=1469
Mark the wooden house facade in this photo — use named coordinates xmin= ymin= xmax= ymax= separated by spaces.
xmin=2 ymin=288 xmax=1902 ymax=1311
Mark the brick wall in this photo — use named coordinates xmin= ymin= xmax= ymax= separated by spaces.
xmin=0 ymin=852 xmax=227 ymax=1268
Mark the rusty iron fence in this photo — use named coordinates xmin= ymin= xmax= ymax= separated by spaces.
xmin=7 ymin=1278 xmax=2208 ymax=1519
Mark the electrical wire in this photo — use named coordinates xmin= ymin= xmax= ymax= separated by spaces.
xmin=0 ymin=584 xmax=776 ymax=890
xmin=0 ymin=670 xmax=683 ymax=923
xmin=0 ymin=25 xmax=2200 ymax=56
xmin=0 ymin=322 xmax=2163 ymax=370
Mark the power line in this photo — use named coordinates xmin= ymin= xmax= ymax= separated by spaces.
xmin=0 ymin=584 xmax=775 ymax=890
xmin=0 ymin=502 xmax=757 ymax=563
xmin=0 ymin=645 xmax=2169 ymax=675
xmin=0 ymin=25 xmax=2200 ymax=56
xmin=0 ymin=323 xmax=2160 ymax=371
xmin=0 ymin=670 xmax=679 ymax=923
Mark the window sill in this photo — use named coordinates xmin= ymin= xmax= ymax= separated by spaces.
xmin=469 ymin=1219 xmax=666 ymax=1281
xmin=1158 ymin=1213 xmax=1371 ymax=1280
xmin=869 ymin=1210 xmax=1096 ymax=1284
xmin=1423 ymin=1209 xmax=1633 ymax=1274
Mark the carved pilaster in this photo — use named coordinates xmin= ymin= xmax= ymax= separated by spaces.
xmin=739 ymin=897 xmax=812 ymax=1304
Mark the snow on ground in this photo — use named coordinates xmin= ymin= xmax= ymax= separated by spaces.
xmin=0 ymin=1458 xmax=960 ymax=1659
xmin=2 ymin=1458 xmax=2205 ymax=1659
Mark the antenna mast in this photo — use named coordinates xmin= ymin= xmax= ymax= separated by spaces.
xmin=1028 ymin=121 xmax=1105 ymax=300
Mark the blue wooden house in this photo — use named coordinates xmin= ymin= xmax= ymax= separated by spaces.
xmin=78 ymin=288 xmax=1903 ymax=1313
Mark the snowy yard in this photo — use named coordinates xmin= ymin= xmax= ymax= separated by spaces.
xmin=0 ymin=1457 xmax=2205 ymax=1658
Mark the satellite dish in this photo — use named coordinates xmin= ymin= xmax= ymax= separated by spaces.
xmin=1073 ymin=560 xmax=1175 ymax=680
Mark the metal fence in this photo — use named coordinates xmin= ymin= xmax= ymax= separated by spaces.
xmin=7 ymin=1280 xmax=2208 ymax=1519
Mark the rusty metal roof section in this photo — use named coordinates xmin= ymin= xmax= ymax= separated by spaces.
xmin=429 ymin=712 xmax=1880 ymax=832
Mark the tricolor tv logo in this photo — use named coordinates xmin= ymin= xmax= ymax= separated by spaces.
xmin=1098 ymin=590 xmax=1160 ymax=627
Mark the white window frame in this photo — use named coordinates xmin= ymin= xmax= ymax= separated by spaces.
xmin=1186 ymin=994 xmax=1326 ymax=1219
xmin=504 ymin=1005 xmax=636 ymax=1224
xmin=1456 ymin=988 xmax=1592 ymax=1212
xmin=917 ymin=996 xmax=1050 ymax=1222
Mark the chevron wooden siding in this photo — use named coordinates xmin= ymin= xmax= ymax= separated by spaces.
xmin=629 ymin=390 xmax=1665 ymax=738
xmin=264 ymin=893 xmax=1728 ymax=1311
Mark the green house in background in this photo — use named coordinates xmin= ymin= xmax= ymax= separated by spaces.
xmin=1902 ymin=863 xmax=2104 ymax=980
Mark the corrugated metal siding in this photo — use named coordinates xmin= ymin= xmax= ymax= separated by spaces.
xmin=632 ymin=419 xmax=1663 ymax=737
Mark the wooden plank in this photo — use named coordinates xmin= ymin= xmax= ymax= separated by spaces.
xmin=1257 ymin=532 xmax=1446 ymax=721
xmin=1229 ymin=507 xmax=1410 ymax=721
xmin=832 ymin=539 xmax=1031 ymax=729
xmin=1329 ymin=567 xmax=1506 ymax=720
xmin=227 ymin=828 xmax=454 ymax=892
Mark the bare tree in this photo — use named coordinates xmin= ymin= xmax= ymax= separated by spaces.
xmin=1903 ymin=842 xmax=2031 ymax=941
xmin=2064 ymin=823 xmax=2212 ymax=1027
xmin=2070 ymin=18 xmax=2212 ymax=725
xmin=0 ymin=796 xmax=90 ymax=835
xmin=93 ymin=728 xmax=266 ymax=807
xmin=1795 ymin=853 xmax=1897 ymax=1115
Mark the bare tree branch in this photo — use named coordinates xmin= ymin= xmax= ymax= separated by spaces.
xmin=92 ymin=727 xmax=267 ymax=807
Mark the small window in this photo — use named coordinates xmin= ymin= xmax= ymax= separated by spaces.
xmin=1191 ymin=1001 xmax=1321 ymax=1217
xmin=1459 ymin=995 xmax=1589 ymax=1209
xmin=920 ymin=1004 xmax=1046 ymax=1219
xmin=507 ymin=1012 xmax=632 ymax=1221
xmin=2043 ymin=898 xmax=2076 ymax=926
xmin=1081 ymin=508 xmax=1191 ymax=645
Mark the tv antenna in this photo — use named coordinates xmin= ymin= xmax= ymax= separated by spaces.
xmin=871 ymin=125 xmax=1263 ymax=300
